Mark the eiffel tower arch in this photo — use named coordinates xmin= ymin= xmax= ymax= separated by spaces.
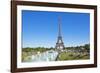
xmin=55 ymin=17 xmax=65 ymax=51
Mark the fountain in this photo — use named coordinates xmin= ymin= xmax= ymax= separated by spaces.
xmin=24 ymin=50 xmax=59 ymax=62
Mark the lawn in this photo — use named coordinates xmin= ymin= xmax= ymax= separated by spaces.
xmin=57 ymin=52 xmax=89 ymax=61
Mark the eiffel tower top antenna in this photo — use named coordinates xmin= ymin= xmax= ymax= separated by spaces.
xmin=58 ymin=17 xmax=61 ymax=37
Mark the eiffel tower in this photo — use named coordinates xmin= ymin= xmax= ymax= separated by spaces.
xmin=55 ymin=17 xmax=65 ymax=51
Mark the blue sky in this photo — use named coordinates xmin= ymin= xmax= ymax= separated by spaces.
xmin=22 ymin=10 xmax=90 ymax=48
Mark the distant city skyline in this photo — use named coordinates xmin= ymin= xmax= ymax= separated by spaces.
xmin=22 ymin=10 xmax=90 ymax=48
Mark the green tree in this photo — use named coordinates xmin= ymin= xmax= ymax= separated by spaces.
xmin=84 ymin=44 xmax=90 ymax=53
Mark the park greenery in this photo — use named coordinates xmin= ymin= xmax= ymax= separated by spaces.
xmin=22 ymin=44 xmax=90 ymax=62
xmin=58 ymin=44 xmax=90 ymax=60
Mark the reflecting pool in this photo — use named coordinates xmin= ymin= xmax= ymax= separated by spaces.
xmin=23 ymin=50 xmax=59 ymax=62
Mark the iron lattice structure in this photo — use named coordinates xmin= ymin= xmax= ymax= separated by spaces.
xmin=55 ymin=17 xmax=65 ymax=51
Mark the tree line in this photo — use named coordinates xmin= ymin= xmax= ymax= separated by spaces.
xmin=22 ymin=44 xmax=90 ymax=53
